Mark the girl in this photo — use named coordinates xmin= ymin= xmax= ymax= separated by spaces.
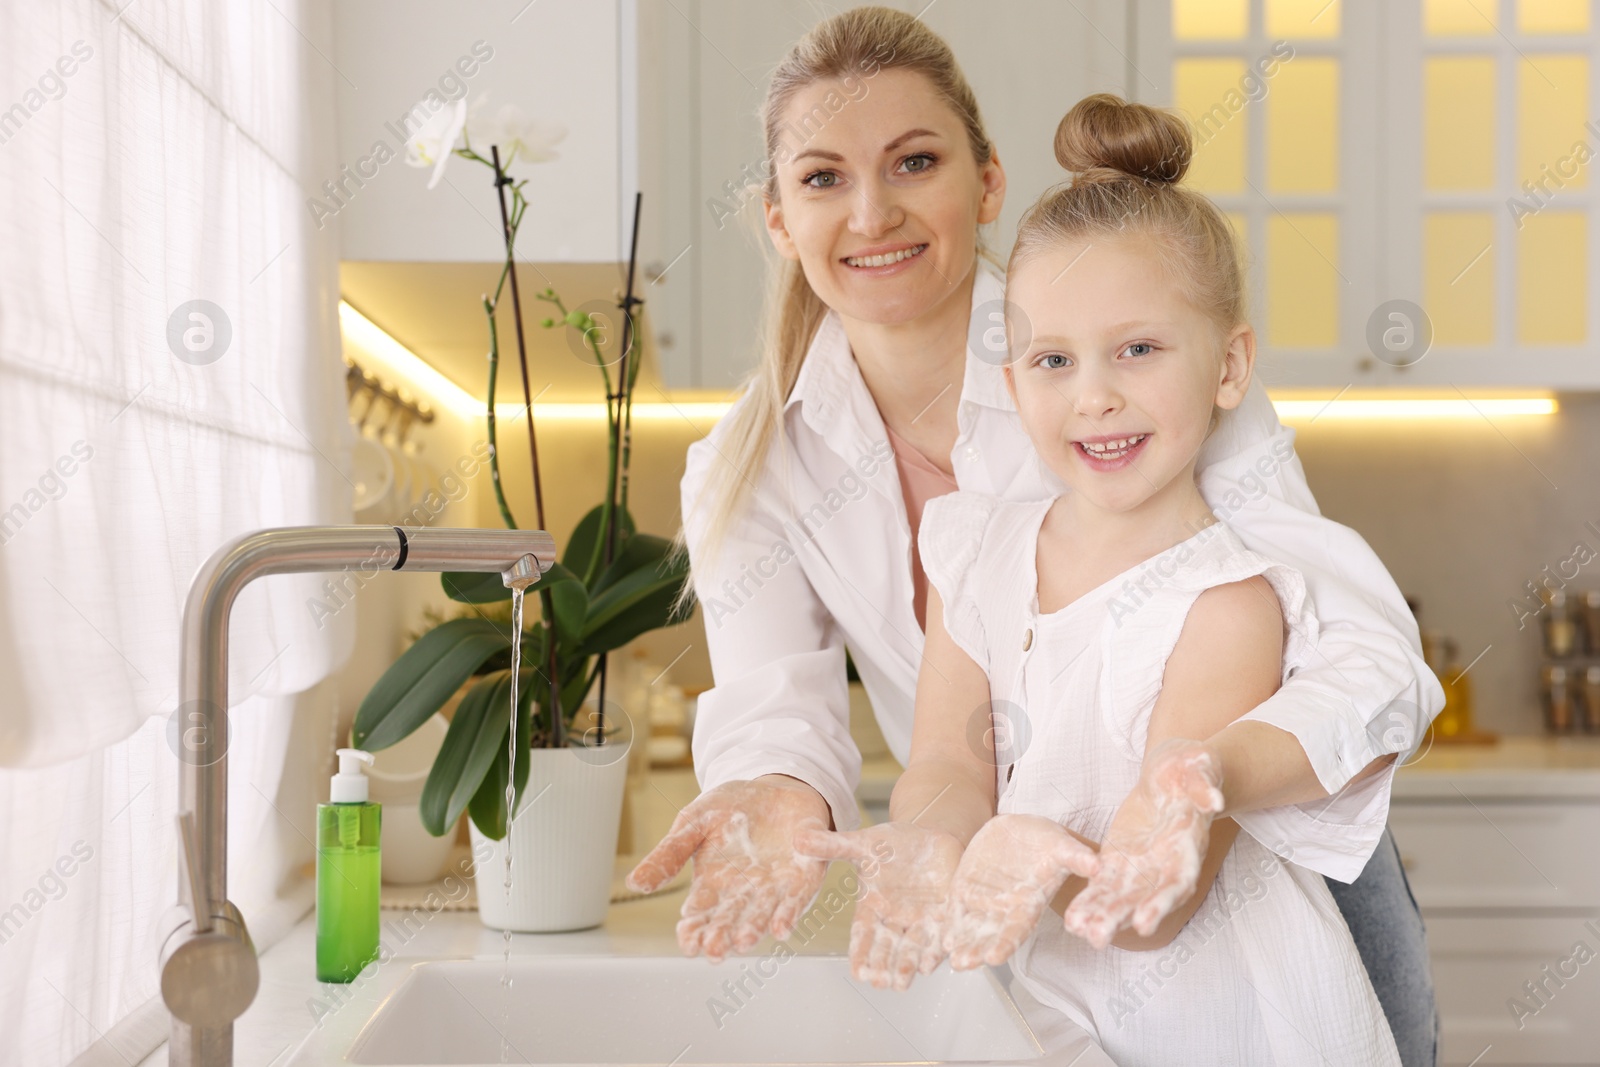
xmin=627 ymin=8 xmax=1436 ymax=1063
xmin=866 ymin=93 xmax=1398 ymax=1063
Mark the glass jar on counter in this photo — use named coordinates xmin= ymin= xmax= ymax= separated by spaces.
xmin=1542 ymin=664 xmax=1577 ymax=733
xmin=1542 ymin=589 xmax=1579 ymax=658
xmin=1433 ymin=637 xmax=1475 ymax=739
xmin=1582 ymin=590 xmax=1600 ymax=656
xmin=1580 ymin=668 xmax=1593 ymax=735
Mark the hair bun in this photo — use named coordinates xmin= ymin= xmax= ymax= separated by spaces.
xmin=1053 ymin=93 xmax=1192 ymax=186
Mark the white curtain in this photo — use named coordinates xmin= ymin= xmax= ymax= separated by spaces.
xmin=0 ymin=1 xmax=349 ymax=1063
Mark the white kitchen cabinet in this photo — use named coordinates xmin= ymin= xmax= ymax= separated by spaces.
xmin=1389 ymin=741 xmax=1600 ymax=1066
xmin=1426 ymin=916 xmax=1600 ymax=1066
xmin=330 ymin=0 xmax=634 ymax=264
xmin=1389 ymin=800 xmax=1600 ymax=911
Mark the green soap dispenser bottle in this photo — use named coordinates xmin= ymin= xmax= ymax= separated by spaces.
xmin=316 ymin=747 xmax=381 ymax=983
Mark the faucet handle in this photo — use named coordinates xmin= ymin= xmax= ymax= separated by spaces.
xmin=158 ymin=897 xmax=260 ymax=1030
xmin=176 ymin=811 xmax=214 ymax=934
xmin=161 ymin=813 xmax=259 ymax=1029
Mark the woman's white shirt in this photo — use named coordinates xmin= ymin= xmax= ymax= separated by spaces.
xmin=680 ymin=258 xmax=1443 ymax=882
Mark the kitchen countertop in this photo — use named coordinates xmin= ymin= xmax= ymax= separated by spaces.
xmin=1389 ymin=734 xmax=1600 ymax=799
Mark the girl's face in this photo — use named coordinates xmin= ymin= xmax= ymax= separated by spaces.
xmin=763 ymin=69 xmax=1005 ymax=327
xmin=1003 ymin=234 xmax=1254 ymax=516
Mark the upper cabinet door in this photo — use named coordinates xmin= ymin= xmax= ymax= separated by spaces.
xmin=331 ymin=0 xmax=633 ymax=264
xmin=1136 ymin=0 xmax=1600 ymax=389
xmin=1133 ymin=0 xmax=1383 ymax=389
xmin=1392 ymin=0 xmax=1600 ymax=388
xmin=635 ymin=0 xmax=1132 ymax=390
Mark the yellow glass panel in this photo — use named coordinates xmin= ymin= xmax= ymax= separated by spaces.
xmin=1266 ymin=0 xmax=1341 ymax=37
xmin=1424 ymin=213 xmax=1495 ymax=345
xmin=1176 ymin=59 xmax=1248 ymax=193
xmin=1519 ymin=55 xmax=1589 ymax=189
xmin=1518 ymin=211 xmax=1586 ymax=343
xmin=1426 ymin=0 xmax=1497 ymax=35
xmin=1267 ymin=58 xmax=1339 ymax=192
xmin=1425 ymin=57 xmax=1497 ymax=191
xmin=1267 ymin=214 xmax=1339 ymax=348
xmin=1173 ymin=0 xmax=1248 ymax=39
xmin=1225 ymin=211 xmax=1249 ymax=245
xmin=1518 ymin=0 xmax=1591 ymax=33
xmin=1225 ymin=211 xmax=1250 ymax=277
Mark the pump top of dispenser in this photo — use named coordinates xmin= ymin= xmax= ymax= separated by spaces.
xmin=331 ymin=748 xmax=375 ymax=804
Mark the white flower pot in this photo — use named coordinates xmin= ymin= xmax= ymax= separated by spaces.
xmin=468 ymin=741 xmax=631 ymax=932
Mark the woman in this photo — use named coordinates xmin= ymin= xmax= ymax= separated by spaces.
xmin=626 ymin=7 xmax=1440 ymax=1064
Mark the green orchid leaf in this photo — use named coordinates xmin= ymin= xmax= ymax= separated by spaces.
xmin=589 ymin=533 xmax=674 ymax=600
xmin=563 ymin=503 xmax=636 ymax=583
xmin=418 ymin=671 xmax=511 ymax=837
xmin=467 ymin=734 xmax=510 ymax=840
xmin=559 ymin=657 xmax=595 ymax=720
xmin=580 ymin=582 xmax=693 ymax=657
xmin=579 ymin=539 xmax=692 ymax=652
xmin=439 ymin=571 xmax=513 ymax=604
xmin=510 ymin=667 xmax=535 ymax=818
xmin=463 ymin=664 xmax=540 ymax=839
xmin=353 ymin=618 xmax=511 ymax=751
xmin=545 ymin=562 xmax=589 ymax=655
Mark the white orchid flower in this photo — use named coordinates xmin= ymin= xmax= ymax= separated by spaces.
xmin=465 ymin=96 xmax=566 ymax=175
xmin=405 ymin=97 xmax=468 ymax=189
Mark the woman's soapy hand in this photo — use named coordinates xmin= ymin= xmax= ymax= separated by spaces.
xmin=1062 ymin=738 xmax=1225 ymax=949
xmin=942 ymin=814 xmax=1100 ymax=970
xmin=625 ymin=776 xmax=831 ymax=962
xmin=792 ymin=822 xmax=964 ymax=991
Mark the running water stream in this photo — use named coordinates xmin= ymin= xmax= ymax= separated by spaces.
xmin=500 ymin=581 xmax=534 ymax=1064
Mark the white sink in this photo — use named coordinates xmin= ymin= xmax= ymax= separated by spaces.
xmin=287 ymin=955 xmax=1046 ymax=1066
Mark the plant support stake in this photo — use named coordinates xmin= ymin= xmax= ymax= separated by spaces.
xmin=491 ymin=144 xmax=564 ymax=750
xmin=593 ymin=190 xmax=645 ymax=747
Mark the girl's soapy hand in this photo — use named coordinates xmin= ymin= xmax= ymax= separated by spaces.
xmin=625 ymin=776 xmax=831 ymax=962
xmin=1062 ymin=738 xmax=1225 ymax=949
xmin=792 ymin=822 xmax=963 ymax=991
xmin=941 ymin=814 xmax=1100 ymax=970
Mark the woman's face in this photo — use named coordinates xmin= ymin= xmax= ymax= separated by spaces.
xmin=1003 ymin=234 xmax=1254 ymax=516
xmin=763 ymin=68 xmax=1005 ymax=327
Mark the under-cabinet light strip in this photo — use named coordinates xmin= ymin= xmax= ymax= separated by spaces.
xmin=338 ymin=300 xmax=726 ymax=422
xmin=1272 ymin=397 xmax=1558 ymax=420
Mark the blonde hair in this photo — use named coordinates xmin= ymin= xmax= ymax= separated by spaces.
xmin=668 ymin=6 xmax=994 ymax=614
xmin=1008 ymin=93 xmax=1246 ymax=340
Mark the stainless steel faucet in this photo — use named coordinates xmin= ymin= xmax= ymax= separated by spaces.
xmin=158 ymin=525 xmax=555 ymax=1067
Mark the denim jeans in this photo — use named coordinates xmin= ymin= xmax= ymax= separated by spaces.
xmin=1324 ymin=825 xmax=1438 ymax=1067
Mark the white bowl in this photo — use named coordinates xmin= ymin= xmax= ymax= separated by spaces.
xmin=366 ymin=712 xmax=449 ymax=806
xmin=380 ymin=801 xmax=457 ymax=885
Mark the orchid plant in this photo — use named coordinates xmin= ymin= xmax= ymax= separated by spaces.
xmin=351 ymin=94 xmax=693 ymax=841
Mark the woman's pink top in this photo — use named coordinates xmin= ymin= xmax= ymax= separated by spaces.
xmin=883 ymin=422 xmax=960 ymax=632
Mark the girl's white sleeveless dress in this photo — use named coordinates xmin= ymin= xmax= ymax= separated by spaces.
xmin=919 ymin=489 xmax=1401 ymax=1067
